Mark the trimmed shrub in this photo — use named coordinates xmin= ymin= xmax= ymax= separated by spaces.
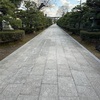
xmin=10 ymin=18 xmax=22 ymax=29
xmin=35 ymin=26 xmax=44 ymax=31
xmin=80 ymin=31 xmax=100 ymax=41
xmin=95 ymin=44 xmax=100 ymax=52
xmin=23 ymin=28 xmax=34 ymax=34
xmin=0 ymin=30 xmax=25 ymax=43
xmin=66 ymin=26 xmax=70 ymax=31
xmin=69 ymin=28 xmax=80 ymax=35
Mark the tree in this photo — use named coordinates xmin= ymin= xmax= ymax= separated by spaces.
xmin=57 ymin=3 xmax=92 ymax=30
xmin=9 ymin=0 xmax=23 ymax=7
xmin=86 ymin=0 xmax=100 ymax=31
xmin=16 ymin=1 xmax=52 ymax=33
xmin=72 ymin=3 xmax=90 ymax=29
xmin=0 ymin=0 xmax=15 ymax=15
xmin=87 ymin=0 xmax=100 ymax=9
xmin=37 ymin=0 xmax=51 ymax=10
xmin=24 ymin=0 xmax=37 ymax=11
xmin=0 ymin=0 xmax=15 ymax=30
xmin=20 ymin=1 xmax=37 ymax=29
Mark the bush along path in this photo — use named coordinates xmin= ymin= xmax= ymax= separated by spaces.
xmin=0 ymin=30 xmax=25 ymax=43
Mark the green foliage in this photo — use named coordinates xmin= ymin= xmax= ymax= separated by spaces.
xmin=69 ymin=28 xmax=80 ymax=35
xmin=9 ymin=0 xmax=22 ymax=7
xmin=0 ymin=30 xmax=25 ymax=42
xmin=0 ymin=0 xmax=16 ymax=30
xmin=23 ymin=28 xmax=34 ymax=34
xmin=0 ymin=0 xmax=52 ymax=33
xmin=57 ymin=11 xmax=81 ymax=29
xmin=2 ymin=15 xmax=22 ymax=29
xmin=87 ymin=0 xmax=100 ymax=8
xmin=15 ymin=18 xmax=22 ymax=28
xmin=80 ymin=31 xmax=100 ymax=41
xmin=16 ymin=1 xmax=52 ymax=33
xmin=9 ymin=18 xmax=22 ymax=29
xmin=0 ymin=0 xmax=15 ymax=15
xmin=86 ymin=0 xmax=100 ymax=31
xmin=57 ymin=2 xmax=100 ymax=32
xmin=24 ymin=1 xmax=37 ymax=10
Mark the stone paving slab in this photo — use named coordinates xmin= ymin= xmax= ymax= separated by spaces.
xmin=0 ymin=24 xmax=100 ymax=100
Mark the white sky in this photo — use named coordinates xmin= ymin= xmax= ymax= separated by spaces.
xmin=38 ymin=0 xmax=86 ymax=17
xmin=20 ymin=0 xmax=86 ymax=17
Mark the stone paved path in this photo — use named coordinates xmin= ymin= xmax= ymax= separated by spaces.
xmin=0 ymin=24 xmax=100 ymax=100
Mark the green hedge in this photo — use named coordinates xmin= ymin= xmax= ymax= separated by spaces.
xmin=80 ymin=31 xmax=100 ymax=41
xmin=69 ymin=28 xmax=80 ymax=35
xmin=0 ymin=30 xmax=25 ymax=43
xmin=35 ymin=26 xmax=44 ymax=31
xmin=23 ymin=28 xmax=34 ymax=34
xmin=22 ymin=26 xmax=44 ymax=34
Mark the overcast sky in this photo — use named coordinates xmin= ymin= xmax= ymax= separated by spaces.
xmin=40 ymin=0 xmax=86 ymax=17
xmin=21 ymin=0 xmax=86 ymax=17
